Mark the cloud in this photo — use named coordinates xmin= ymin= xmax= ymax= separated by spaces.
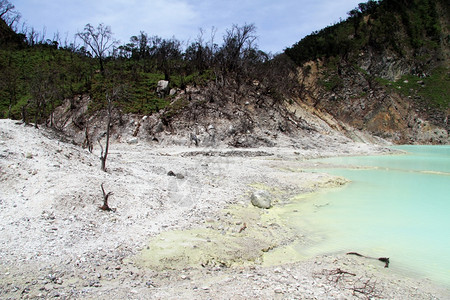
xmin=13 ymin=0 xmax=362 ymax=53
xmin=71 ymin=0 xmax=199 ymax=44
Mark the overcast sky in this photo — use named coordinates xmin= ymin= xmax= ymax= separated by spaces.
xmin=12 ymin=0 xmax=363 ymax=53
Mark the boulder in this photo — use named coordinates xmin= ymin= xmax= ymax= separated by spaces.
xmin=156 ymin=80 xmax=169 ymax=97
xmin=153 ymin=121 xmax=164 ymax=133
xmin=250 ymin=190 xmax=272 ymax=209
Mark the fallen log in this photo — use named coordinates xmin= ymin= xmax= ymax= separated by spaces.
xmin=347 ymin=252 xmax=390 ymax=268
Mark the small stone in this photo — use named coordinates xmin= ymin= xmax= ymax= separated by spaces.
xmin=48 ymin=274 xmax=57 ymax=282
xmin=51 ymin=291 xmax=61 ymax=297
xmin=127 ymin=137 xmax=138 ymax=144
xmin=89 ymin=280 xmax=101 ymax=287
xmin=176 ymin=173 xmax=185 ymax=179
xmin=26 ymin=153 xmax=33 ymax=159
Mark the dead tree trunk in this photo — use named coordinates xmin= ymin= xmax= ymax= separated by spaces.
xmin=83 ymin=124 xmax=93 ymax=153
xmin=99 ymin=95 xmax=113 ymax=172
xmin=22 ymin=103 xmax=28 ymax=124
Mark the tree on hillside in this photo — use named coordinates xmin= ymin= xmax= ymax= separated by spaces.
xmin=29 ymin=65 xmax=50 ymax=128
xmin=0 ymin=53 xmax=19 ymax=118
xmin=185 ymin=28 xmax=217 ymax=75
xmin=153 ymin=37 xmax=182 ymax=81
xmin=214 ymin=23 xmax=258 ymax=87
xmin=220 ymin=23 xmax=258 ymax=73
xmin=0 ymin=0 xmax=20 ymax=27
xmin=0 ymin=0 xmax=12 ymax=17
xmin=77 ymin=23 xmax=117 ymax=73
xmin=129 ymin=31 xmax=150 ymax=60
xmin=29 ymin=61 xmax=63 ymax=128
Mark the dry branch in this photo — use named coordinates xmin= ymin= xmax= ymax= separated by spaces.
xmin=100 ymin=183 xmax=114 ymax=211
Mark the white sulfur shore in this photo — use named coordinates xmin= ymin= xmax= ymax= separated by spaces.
xmin=0 ymin=119 xmax=448 ymax=299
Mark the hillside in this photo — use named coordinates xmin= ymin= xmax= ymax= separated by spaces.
xmin=0 ymin=0 xmax=448 ymax=146
xmin=285 ymin=0 xmax=449 ymax=143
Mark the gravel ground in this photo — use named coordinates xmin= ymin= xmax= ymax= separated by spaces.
xmin=0 ymin=119 xmax=448 ymax=299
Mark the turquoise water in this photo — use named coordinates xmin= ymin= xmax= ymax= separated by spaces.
xmin=285 ymin=145 xmax=450 ymax=286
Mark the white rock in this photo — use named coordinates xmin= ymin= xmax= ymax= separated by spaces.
xmin=250 ymin=190 xmax=272 ymax=209
xmin=127 ymin=137 xmax=138 ymax=144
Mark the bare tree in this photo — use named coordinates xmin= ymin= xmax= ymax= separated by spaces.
xmin=0 ymin=0 xmax=14 ymax=19
xmin=220 ymin=23 xmax=258 ymax=74
xmin=98 ymin=87 xmax=120 ymax=172
xmin=0 ymin=0 xmax=20 ymax=29
xmin=152 ymin=37 xmax=182 ymax=81
xmin=185 ymin=27 xmax=218 ymax=76
xmin=27 ymin=27 xmax=39 ymax=46
xmin=77 ymin=23 xmax=117 ymax=73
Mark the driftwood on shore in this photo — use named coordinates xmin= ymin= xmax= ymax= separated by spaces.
xmin=347 ymin=252 xmax=390 ymax=268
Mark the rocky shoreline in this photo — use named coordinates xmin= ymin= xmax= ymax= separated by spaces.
xmin=0 ymin=119 xmax=448 ymax=299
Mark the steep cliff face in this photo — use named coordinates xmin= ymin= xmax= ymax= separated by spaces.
xmin=294 ymin=58 xmax=448 ymax=144
xmin=286 ymin=0 xmax=449 ymax=144
xmin=54 ymin=78 xmax=381 ymax=150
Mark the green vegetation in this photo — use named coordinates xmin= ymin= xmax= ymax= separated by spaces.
xmin=1 ymin=2 xmax=270 ymax=123
xmin=1 ymin=0 xmax=448 ymax=129
xmin=285 ymin=0 xmax=447 ymax=65
xmin=285 ymin=0 xmax=449 ymax=115
xmin=0 ymin=46 xmax=93 ymax=119
xmin=377 ymin=67 xmax=450 ymax=109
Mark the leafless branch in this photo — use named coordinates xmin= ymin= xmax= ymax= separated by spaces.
xmin=350 ymin=276 xmax=381 ymax=299
xmin=77 ymin=23 xmax=117 ymax=72
xmin=100 ymin=183 xmax=114 ymax=211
